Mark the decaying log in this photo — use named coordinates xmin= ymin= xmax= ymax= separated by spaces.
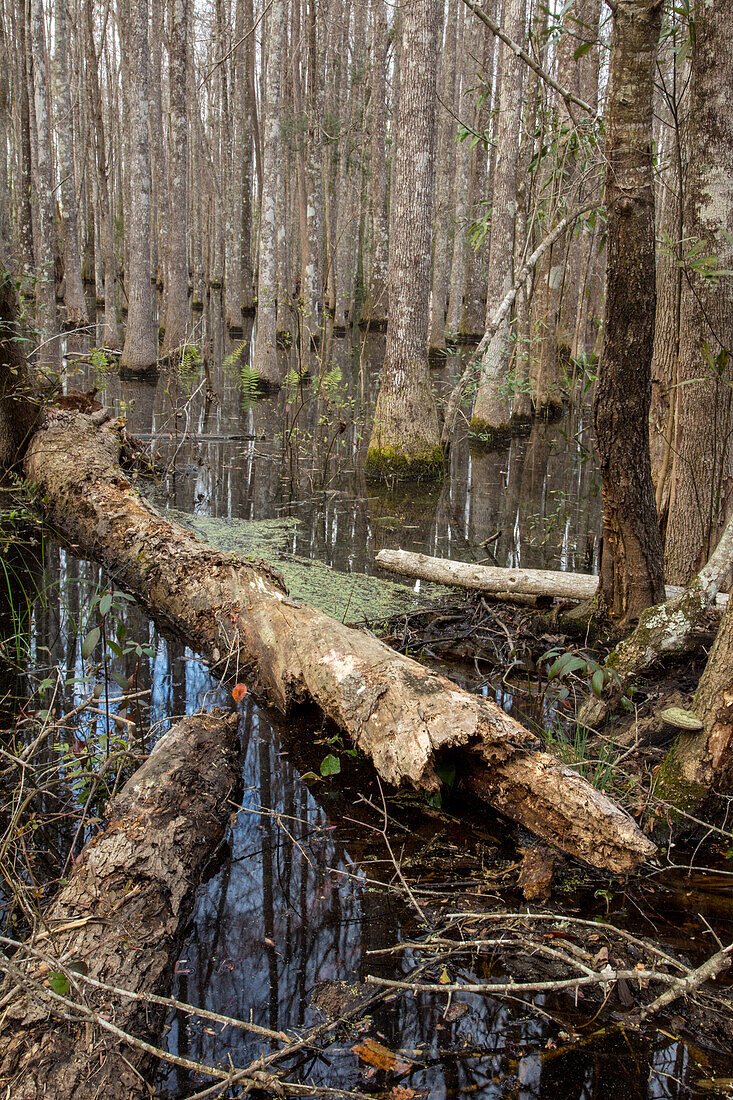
xmin=0 ymin=710 xmax=238 ymax=1100
xmin=22 ymin=410 xmax=656 ymax=872
xmin=580 ymin=511 xmax=733 ymax=729
xmin=375 ymin=548 xmax=728 ymax=608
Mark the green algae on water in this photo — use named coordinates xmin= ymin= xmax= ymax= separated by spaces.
xmin=166 ymin=509 xmax=445 ymax=625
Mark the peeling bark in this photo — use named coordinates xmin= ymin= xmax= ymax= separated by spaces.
xmin=22 ymin=410 xmax=655 ymax=873
xmin=0 ymin=710 xmax=238 ymax=1099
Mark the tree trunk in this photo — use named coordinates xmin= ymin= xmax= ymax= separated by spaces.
xmin=663 ymin=0 xmax=733 ymax=586
xmin=253 ymin=0 xmax=286 ymax=385
xmin=365 ymin=0 xmax=443 ymax=480
xmin=29 ymin=0 xmax=57 ymax=366
xmin=0 ymin=711 xmax=237 ymax=1100
xmin=22 ymin=409 xmax=655 ymax=873
xmin=0 ymin=253 xmax=41 ymax=465
xmin=470 ymin=0 xmax=526 ymax=438
xmin=162 ymin=0 xmax=189 ymax=354
xmin=427 ymin=0 xmax=457 ymax=354
xmin=119 ymin=0 xmax=158 ymax=373
xmin=592 ymin=0 xmax=665 ymax=626
xmin=55 ymin=0 xmax=88 ymax=328
xmin=363 ymin=0 xmax=389 ymax=326
xmin=580 ymin=510 xmax=733 ymax=729
xmin=84 ymin=0 xmax=120 ymax=350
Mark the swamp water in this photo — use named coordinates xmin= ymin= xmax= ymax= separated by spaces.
xmin=2 ymin=311 xmax=732 ymax=1098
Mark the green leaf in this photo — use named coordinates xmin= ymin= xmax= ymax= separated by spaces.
xmin=111 ymin=671 xmax=131 ymax=690
xmin=47 ymin=972 xmax=69 ymax=996
xmin=81 ymin=626 xmax=101 ymax=659
xmin=106 ymin=640 xmax=123 ymax=658
xmin=591 ymin=668 xmax=605 ymax=697
xmin=573 ymin=41 xmax=593 ymax=60
xmin=99 ymin=593 xmax=113 ymax=616
xmin=436 ymin=761 xmax=457 ymax=788
xmin=320 ymin=753 xmax=341 ymax=777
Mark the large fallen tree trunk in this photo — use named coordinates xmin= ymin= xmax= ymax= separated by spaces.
xmin=375 ymin=548 xmax=728 ymax=608
xmin=21 ymin=410 xmax=655 ymax=872
xmin=0 ymin=709 xmax=238 ymax=1100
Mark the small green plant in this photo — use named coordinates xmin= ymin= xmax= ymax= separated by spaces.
xmin=544 ymin=645 xmax=621 ymax=703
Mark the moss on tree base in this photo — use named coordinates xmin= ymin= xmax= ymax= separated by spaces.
xmin=469 ymin=414 xmax=514 ymax=449
xmin=651 ymin=747 xmax=708 ymax=827
xmin=364 ymin=444 xmax=444 ymax=481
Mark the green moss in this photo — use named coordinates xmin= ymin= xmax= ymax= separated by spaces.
xmin=364 ymin=444 xmax=445 ymax=482
xmin=165 ymin=510 xmax=446 ymax=624
xmin=469 ymin=415 xmax=514 ymax=448
xmin=652 ymin=747 xmax=707 ymax=820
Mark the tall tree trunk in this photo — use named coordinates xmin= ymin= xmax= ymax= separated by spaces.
xmin=365 ymin=0 xmax=443 ymax=480
xmin=470 ymin=0 xmax=527 ymax=438
xmin=84 ymin=0 xmax=120 ymax=349
xmin=427 ymin=0 xmax=457 ymax=354
xmin=119 ymin=0 xmax=158 ymax=373
xmin=663 ymin=0 xmax=733 ymax=586
xmin=29 ymin=0 xmax=57 ymax=365
xmin=253 ymin=0 xmax=286 ymax=384
xmin=592 ymin=0 xmax=665 ymax=625
xmin=162 ymin=0 xmax=189 ymax=354
xmin=55 ymin=0 xmax=88 ymax=328
xmin=364 ymin=0 xmax=389 ymax=326
xmin=13 ymin=0 xmax=35 ymax=277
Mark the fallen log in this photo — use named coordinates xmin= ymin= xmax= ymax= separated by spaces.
xmin=22 ymin=410 xmax=655 ymax=872
xmin=0 ymin=709 xmax=238 ymax=1100
xmin=375 ymin=548 xmax=728 ymax=608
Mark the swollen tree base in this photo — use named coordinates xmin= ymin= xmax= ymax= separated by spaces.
xmin=0 ymin=710 xmax=238 ymax=1100
xmin=22 ymin=410 xmax=655 ymax=873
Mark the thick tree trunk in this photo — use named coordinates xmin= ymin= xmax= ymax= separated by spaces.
xmin=470 ymin=0 xmax=527 ymax=438
xmin=365 ymin=0 xmax=443 ymax=479
xmin=253 ymin=0 xmax=285 ymax=384
xmin=663 ymin=0 xmax=733 ymax=586
xmin=118 ymin=0 xmax=158 ymax=373
xmin=162 ymin=0 xmax=189 ymax=354
xmin=21 ymin=409 xmax=655 ymax=873
xmin=592 ymin=0 xmax=665 ymax=626
xmin=0 ymin=711 xmax=238 ymax=1100
xmin=427 ymin=0 xmax=457 ymax=354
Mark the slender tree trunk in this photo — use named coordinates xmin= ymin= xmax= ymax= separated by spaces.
xmin=664 ymin=0 xmax=733 ymax=586
xmin=470 ymin=0 xmax=527 ymax=438
xmin=592 ymin=0 xmax=665 ymax=625
xmin=427 ymin=0 xmax=457 ymax=354
xmin=162 ymin=0 xmax=189 ymax=354
xmin=13 ymin=0 xmax=35 ymax=277
xmin=55 ymin=0 xmax=88 ymax=328
xmin=84 ymin=0 xmax=120 ymax=349
xmin=253 ymin=0 xmax=286 ymax=384
xmin=364 ymin=0 xmax=389 ymax=326
xmin=119 ymin=0 xmax=158 ymax=372
xmin=365 ymin=0 xmax=443 ymax=479
xmin=29 ymin=0 xmax=57 ymax=365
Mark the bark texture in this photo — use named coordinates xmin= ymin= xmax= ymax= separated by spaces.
xmin=253 ymin=0 xmax=285 ymax=384
xmin=162 ymin=0 xmax=189 ymax=354
xmin=657 ymin=592 xmax=733 ymax=810
xmin=118 ymin=0 xmax=158 ymax=372
xmin=592 ymin=0 xmax=665 ymax=626
xmin=0 ymin=258 xmax=41 ymax=465
xmin=22 ymin=410 xmax=655 ymax=872
xmin=663 ymin=0 xmax=733 ymax=585
xmin=365 ymin=0 xmax=443 ymax=479
xmin=470 ymin=0 xmax=526 ymax=438
xmin=0 ymin=710 xmax=238 ymax=1099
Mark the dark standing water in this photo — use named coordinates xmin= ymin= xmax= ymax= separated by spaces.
xmin=4 ymin=305 xmax=732 ymax=1098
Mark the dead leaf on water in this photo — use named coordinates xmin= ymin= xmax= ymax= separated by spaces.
xmin=352 ymin=1037 xmax=413 ymax=1075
